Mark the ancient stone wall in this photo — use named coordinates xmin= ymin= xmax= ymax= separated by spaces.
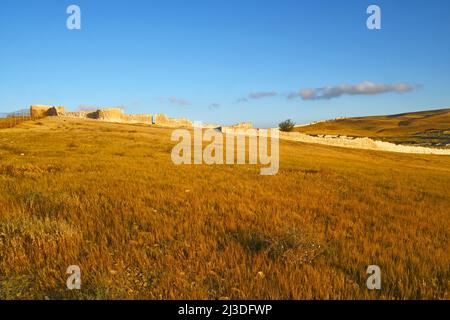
xmin=154 ymin=113 xmax=192 ymax=127
xmin=121 ymin=114 xmax=153 ymax=124
xmin=59 ymin=111 xmax=95 ymax=119
xmin=277 ymin=131 xmax=450 ymax=155
xmin=30 ymin=105 xmax=66 ymax=118
xmin=46 ymin=106 xmax=65 ymax=116
xmin=30 ymin=105 xmax=192 ymax=127
xmin=59 ymin=108 xmax=154 ymax=124
xmin=30 ymin=105 xmax=50 ymax=118
xmin=95 ymin=108 xmax=124 ymax=121
xmin=219 ymin=122 xmax=253 ymax=133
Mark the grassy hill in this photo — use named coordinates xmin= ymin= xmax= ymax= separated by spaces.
xmin=295 ymin=108 xmax=450 ymax=147
xmin=0 ymin=117 xmax=449 ymax=299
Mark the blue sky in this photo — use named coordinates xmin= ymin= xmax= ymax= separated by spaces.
xmin=1 ymin=0 xmax=450 ymax=127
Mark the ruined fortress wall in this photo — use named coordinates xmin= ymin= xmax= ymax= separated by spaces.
xmin=95 ymin=108 xmax=124 ymax=121
xmin=30 ymin=105 xmax=52 ymax=118
xmin=154 ymin=113 xmax=192 ymax=127
xmin=59 ymin=108 xmax=153 ymax=124
xmin=233 ymin=122 xmax=253 ymax=129
xmin=121 ymin=114 xmax=153 ymax=124
xmin=154 ymin=113 xmax=169 ymax=124
xmin=31 ymin=105 xmax=191 ymax=127
xmin=46 ymin=106 xmax=65 ymax=116
xmin=30 ymin=105 xmax=65 ymax=118
xmin=219 ymin=122 xmax=253 ymax=133
xmin=59 ymin=111 xmax=95 ymax=119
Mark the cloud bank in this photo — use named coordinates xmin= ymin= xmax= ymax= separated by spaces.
xmin=288 ymin=81 xmax=419 ymax=100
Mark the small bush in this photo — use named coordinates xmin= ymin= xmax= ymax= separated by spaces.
xmin=279 ymin=119 xmax=295 ymax=132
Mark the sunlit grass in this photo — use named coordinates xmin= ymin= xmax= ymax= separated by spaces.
xmin=0 ymin=117 xmax=449 ymax=299
xmin=294 ymin=108 xmax=450 ymax=147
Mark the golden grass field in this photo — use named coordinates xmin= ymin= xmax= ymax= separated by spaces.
xmin=295 ymin=108 xmax=450 ymax=147
xmin=0 ymin=116 xmax=32 ymax=129
xmin=0 ymin=117 xmax=449 ymax=299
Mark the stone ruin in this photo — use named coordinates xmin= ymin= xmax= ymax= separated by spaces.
xmin=29 ymin=105 xmax=193 ymax=127
xmin=29 ymin=105 xmax=255 ymax=130
xmin=153 ymin=113 xmax=192 ymax=127
xmin=30 ymin=105 xmax=65 ymax=118
xmin=218 ymin=122 xmax=253 ymax=133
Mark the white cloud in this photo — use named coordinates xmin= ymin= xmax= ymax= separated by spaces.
xmin=288 ymin=81 xmax=419 ymax=100
xmin=236 ymin=91 xmax=278 ymax=103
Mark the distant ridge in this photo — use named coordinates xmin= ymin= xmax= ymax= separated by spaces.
xmin=294 ymin=108 xmax=450 ymax=147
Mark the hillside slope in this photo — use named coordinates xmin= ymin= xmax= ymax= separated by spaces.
xmin=295 ymin=108 xmax=450 ymax=147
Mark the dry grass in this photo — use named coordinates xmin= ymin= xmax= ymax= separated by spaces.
xmin=0 ymin=117 xmax=449 ymax=300
xmin=295 ymin=108 xmax=450 ymax=147
xmin=0 ymin=116 xmax=32 ymax=129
